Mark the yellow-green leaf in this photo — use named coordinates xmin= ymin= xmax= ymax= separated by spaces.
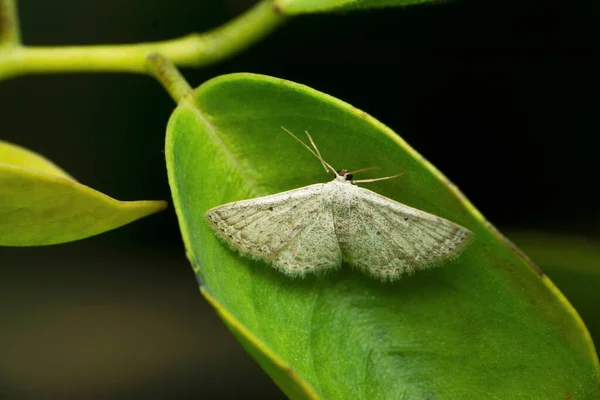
xmin=0 ymin=140 xmax=166 ymax=246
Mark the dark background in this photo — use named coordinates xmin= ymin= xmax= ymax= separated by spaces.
xmin=1 ymin=0 xmax=598 ymax=398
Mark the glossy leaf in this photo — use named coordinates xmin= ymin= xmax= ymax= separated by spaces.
xmin=165 ymin=73 xmax=600 ymax=399
xmin=275 ymin=0 xmax=437 ymax=15
xmin=0 ymin=140 xmax=167 ymax=246
xmin=508 ymin=230 xmax=600 ymax=358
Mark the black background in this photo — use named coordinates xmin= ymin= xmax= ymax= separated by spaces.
xmin=1 ymin=0 xmax=598 ymax=398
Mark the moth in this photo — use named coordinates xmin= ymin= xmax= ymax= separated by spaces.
xmin=205 ymin=127 xmax=472 ymax=281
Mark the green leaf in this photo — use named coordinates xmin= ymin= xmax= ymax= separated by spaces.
xmin=0 ymin=140 xmax=167 ymax=246
xmin=165 ymin=73 xmax=600 ymax=399
xmin=275 ymin=0 xmax=438 ymax=15
xmin=507 ymin=230 xmax=600 ymax=358
xmin=201 ymin=288 xmax=320 ymax=399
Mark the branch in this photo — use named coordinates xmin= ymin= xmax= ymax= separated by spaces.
xmin=0 ymin=0 xmax=21 ymax=46
xmin=0 ymin=0 xmax=285 ymax=81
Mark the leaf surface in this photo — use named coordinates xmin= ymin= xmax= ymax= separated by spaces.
xmin=165 ymin=73 xmax=600 ymax=399
xmin=508 ymin=230 xmax=600 ymax=359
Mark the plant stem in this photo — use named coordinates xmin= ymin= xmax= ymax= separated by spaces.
xmin=146 ymin=53 xmax=193 ymax=103
xmin=0 ymin=0 xmax=285 ymax=81
xmin=0 ymin=0 xmax=21 ymax=46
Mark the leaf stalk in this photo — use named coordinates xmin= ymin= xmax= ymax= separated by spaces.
xmin=0 ymin=0 xmax=21 ymax=46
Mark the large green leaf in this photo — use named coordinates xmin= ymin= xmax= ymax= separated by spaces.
xmin=0 ymin=140 xmax=166 ymax=246
xmin=507 ymin=230 xmax=600 ymax=358
xmin=165 ymin=73 xmax=600 ymax=399
xmin=275 ymin=0 xmax=437 ymax=15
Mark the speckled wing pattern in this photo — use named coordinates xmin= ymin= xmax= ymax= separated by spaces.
xmin=205 ymin=184 xmax=342 ymax=276
xmin=331 ymin=183 xmax=472 ymax=281
xmin=205 ymin=180 xmax=472 ymax=282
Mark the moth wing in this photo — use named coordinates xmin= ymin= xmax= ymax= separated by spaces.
xmin=205 ymin=184 xmax=342 ymax=277
xmin=335 ymin=186 xmax=472 ymax=281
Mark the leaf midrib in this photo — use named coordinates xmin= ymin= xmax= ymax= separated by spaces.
xmin=190 ymin=102 xmax=262 ymax=194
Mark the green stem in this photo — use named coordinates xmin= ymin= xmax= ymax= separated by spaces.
xmin=0 ymin=0 xmax=285 ymax=81
xmin=0 ymin=0 xmax=21 ymax=46
xmin=146 ymin=53 xmax=193 ymax=103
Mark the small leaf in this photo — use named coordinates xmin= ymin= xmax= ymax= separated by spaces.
xmin=0 ymin=140 xmax=166 ymax=246
xmin=275 ymin=0 xmax=438 ymax=15
xmin=165 ymin=73 xmax=600 ymax=399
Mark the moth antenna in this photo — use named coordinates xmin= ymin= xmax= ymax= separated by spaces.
xmin=346 ymin=166 xmax=380 ymax=175
xmin=281 ymin=126 xmax=320 ymax=159
xmin=353 ymin=172 xmax=407 ymax=184
xmin=304 ymin=130 xmax=326 ymax=162
xmin=303 ymin=130 xmax=337 ymax=177
xmin=281 ymin=126 xmax=337 ymax=177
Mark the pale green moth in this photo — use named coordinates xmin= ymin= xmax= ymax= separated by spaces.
xmin=205 ymin=128 xmax=472 ymax=282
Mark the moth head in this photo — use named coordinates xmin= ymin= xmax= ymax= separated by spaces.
xmin=337 ymin=169 xmax=354 ymax=182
